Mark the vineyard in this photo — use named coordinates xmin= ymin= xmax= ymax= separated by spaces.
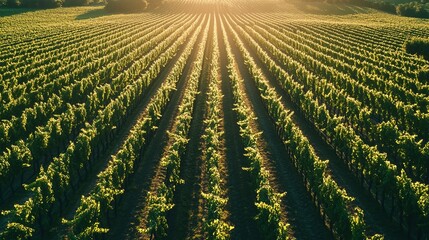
xmin=0 ymin=0 xmax=429 ymax=239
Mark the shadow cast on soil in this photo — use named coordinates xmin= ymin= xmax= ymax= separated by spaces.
xmin=0 ymin=8 xmax=38 ymax=17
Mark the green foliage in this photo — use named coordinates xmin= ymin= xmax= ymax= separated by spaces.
xmin=350 ymin=207 xmax=366 ymax=240
xmin=199 ymin=21 xmax=234 ymax=239
xmin=142 ymin=21 xmax=208 ymax=239
xmin=226 ymin=15 xmax=369 ymax=239
xmin=396 ymin=2 xmax=429 ymax=18
xmin=202 ymin=193 xmax=233 ymax=240
xmin=404 ymin=37 xmax=429 ymax=60
xmin=418 ymin=66 xmax=429 ymax=84
xmin=1 ymin=199 xmax=35 ymax=240
xmin=351 ymin=0 xmax=429 ymax=18
xmin=203 ymin=217 xmax=234 ymax=240
xmin=66 ymin=17 xmax=202 ymax=239
xmin=63 ymin=196 xmax=108 ymax=239
xmin=4 ymin=0 xmax=90 ymax=8
xmin=221 ymin=18 xmax=290 ymax=240
xmin=140 ymin=191 xmax=173 ymax=239
xmin=229 ymin=6 xmax=429 ymax=238
xmin=63 ymin=0 xmax=91 ymax=6
xmin=6 ymin=0 xmax=20 ymax=7
xmin=20 ymin=0 xmax=64 ymax=8
xmin=1 ymin=222 xmax=34 ymax=240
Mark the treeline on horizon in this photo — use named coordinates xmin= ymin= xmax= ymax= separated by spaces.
xmin=0 ymin=0 xmax=428 ymax=17
xmin=354 ymin=0 xmax=429 ymax=18
xmin=0 ymin=0 xmax=162 ymax=11
xmin=0 ymin=0 xmax=102 ymax=8
xmin=299 ymin=0 xmax=429 ymax=18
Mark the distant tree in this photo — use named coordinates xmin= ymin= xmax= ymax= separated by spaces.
xmin=404 ymin=37 xmax=429 ymax=60
xmin=40 ymin=0 xmax=63 ymax=8
xmin=21 ymin=0 xmax=37 ymax=7
xmin=64 ymin=0 xmax=91 ymax=6
xmin=3 ymin=0 xmax=99 ymax=8
xmin=396 ymin=2 xmax=429 ymax=18
xmin=20 ymin=0 xmax=63 ymax=8
xmin=6 ymin=0 xmax=20 ymax=7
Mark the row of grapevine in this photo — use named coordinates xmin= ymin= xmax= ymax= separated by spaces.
xmin=251 ymin=19 xmax=429 ymax=184
xmin=236 ymin=15 xmax=429 ymax=183
xmin=0 ymin=21 xmax=135 ymax=78
xmin=238 ymin=17 xmax=429 ymax=184
xmin=63 ymin=16 xmax=204 ymax=239
xmin=0 ymin=16 xmax=162 ymax=118
xmin=270 ymin=22 xmax=428 ymax=95
xmin=0 ymin=15 xmax=183 ymax=120
xmin=141 ymin=14 xmax=209 ymax=239
xmin=246 ymin=19 xmax=429 ymax=107
xmin=223 ymin=14 xmax=369 ymax=239
xmin=200 ymin=16 xmax=233 ymax=240
xmin=0 ymin=17 xmax=175 ymax=145
xmin=308 ymin=21 xmax=428 ymax=68
xmin=231 ymin=14 xmax=428 ymax=238
xmin=0 ymin=16 xmax=202 ymax=239
xmin=220 ymin=16 xmax=289 ymax=240
xmin=0 ymin=23 xmax=103 ymax=61
xmin=241 ymin=18 xmax=429 ymax=145
xmin=257 ymin=14 xmax=427 ymax=78
xmin=0 ymin=14 xmax=195 ymax=201
xmin=1 ymin=15 xmax=188 ymax=160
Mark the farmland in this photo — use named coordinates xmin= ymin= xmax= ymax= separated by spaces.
xmin=0 ymin=0 xmax=429 ymax=239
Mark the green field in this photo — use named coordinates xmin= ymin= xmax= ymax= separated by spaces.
xmin=0 ymin=1 xmax=429 ymax=239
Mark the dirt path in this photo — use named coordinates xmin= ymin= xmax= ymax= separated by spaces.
xmin=227 ymin=13 xmax=405 ymax=239
xmin=222 ymin=13 xmax=332 ymax=240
